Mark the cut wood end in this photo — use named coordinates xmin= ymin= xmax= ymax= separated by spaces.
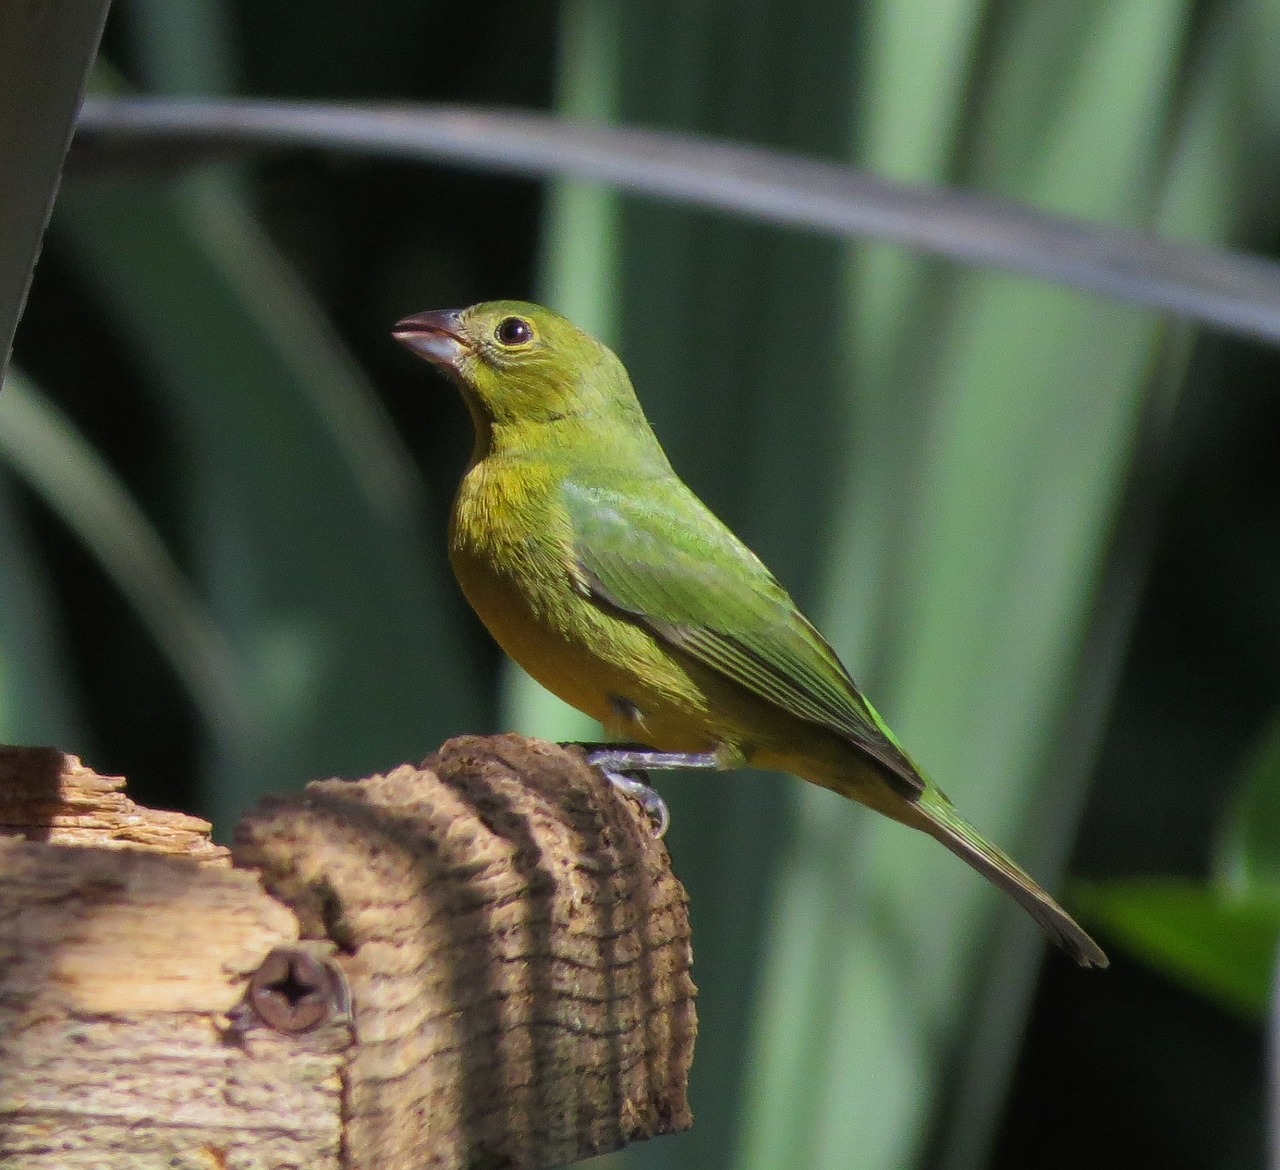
xmin=234 ymin=732 xmax=697 ymax=1170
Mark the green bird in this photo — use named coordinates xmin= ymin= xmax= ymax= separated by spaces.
xmin=393 ymin=300 xmax=1107 ymax=968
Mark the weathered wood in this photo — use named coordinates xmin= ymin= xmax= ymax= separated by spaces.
xmin=0 ymin=748 xmax=344 ymax=1169
xmin=0 ymin=745 xmax=228 ymax=860
xmin=236 ymin=733 xmax=696 ymax=1170
xmin=0 ymin=736 xmax=695 ymax=1169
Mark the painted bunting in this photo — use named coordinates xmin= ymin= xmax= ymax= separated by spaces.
xmin=393 ymin=300 xmax=1106 ymax=968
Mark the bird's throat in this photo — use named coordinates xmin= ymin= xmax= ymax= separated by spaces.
xmin=461 ymin=393 xmax=494 ymax=469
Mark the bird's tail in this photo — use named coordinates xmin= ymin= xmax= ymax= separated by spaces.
xmin=913 ymin=790 xmax=1108 ymax=968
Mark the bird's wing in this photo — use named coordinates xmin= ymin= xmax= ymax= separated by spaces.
xmin=561 ymin=479 xmax=923 ymax=794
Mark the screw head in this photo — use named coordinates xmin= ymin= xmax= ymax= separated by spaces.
xmin=247 ymin=947 xmax=340 ymax=1033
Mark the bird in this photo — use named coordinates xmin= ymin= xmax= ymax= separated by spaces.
xmin=393 ymin=299 xmax=1107 ymax=968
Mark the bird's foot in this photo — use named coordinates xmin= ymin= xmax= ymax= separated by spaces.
xmin=602 ymin=770 xmax=670 ymax=838
xmin=563 ymin=743 xmax=725 ymax=839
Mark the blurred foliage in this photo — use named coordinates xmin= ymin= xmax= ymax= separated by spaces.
xmin=0 ymin=0 xmax=108 ymax=755
xmin=4 ymin=2 xmax=1280 ymax=1170
xmin=1221 ymin=711 xmax=1280 ymax=893
xmin=1076 ymin=879 xmax=1280 ymax=1021
xmin=1078 ymin=709 xmax=1280 ymax=1024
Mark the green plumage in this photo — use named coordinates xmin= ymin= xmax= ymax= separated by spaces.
xmin=563 ymin=479 xmax=924 ymax=794
xmin=394 ymin=299 xmax=1107 ymax=968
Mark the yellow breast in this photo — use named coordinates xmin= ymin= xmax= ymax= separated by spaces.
xmin=448 ymin=457 xmax=725 ymax=751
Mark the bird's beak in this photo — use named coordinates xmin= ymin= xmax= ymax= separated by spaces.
xmin=392 ymin=309 xmax=472 ymax=368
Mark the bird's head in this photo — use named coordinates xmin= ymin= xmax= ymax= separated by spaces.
xmin=393 ymin=300 xmax=638 ymax=446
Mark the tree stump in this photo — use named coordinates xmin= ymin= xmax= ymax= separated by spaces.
xmin=0 ymin=735 xmax=696 ymax=1169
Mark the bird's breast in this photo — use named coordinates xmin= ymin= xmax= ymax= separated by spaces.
xmin=447 ymin=457 xmax=728 ymax=749
xmin=449 ymin=459 xmax=621 ymax=718
xmin=449 ymin=459 xmax=569 ymax=637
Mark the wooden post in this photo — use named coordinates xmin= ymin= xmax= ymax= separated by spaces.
xmin=0 ymin=735 xmax=696 ymax=1169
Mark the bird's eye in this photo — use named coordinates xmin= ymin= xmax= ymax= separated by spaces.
xmin=494 ymin=316 xmax=534 ymax=346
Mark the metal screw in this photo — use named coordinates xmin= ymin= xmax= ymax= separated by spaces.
xmin=247 ymin=947 xmax=341 ymax=1034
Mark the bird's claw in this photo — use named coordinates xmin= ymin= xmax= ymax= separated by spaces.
xmin=565 ymin=743 xmax=671 ymax=837
xmin=564 ymin=740 xmax=722 ymax=838
xmin=602 ymin=770 xmax=670 ymax=838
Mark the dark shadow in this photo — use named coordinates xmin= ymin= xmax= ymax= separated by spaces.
xmin=0 ymin=744 xmax=80 ymax=842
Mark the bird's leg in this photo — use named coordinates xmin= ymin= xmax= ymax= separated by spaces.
xmin=584 ymin=745 xmax=726 ymax=774
xmin=563 ymin=742 xmax=730 ymax=839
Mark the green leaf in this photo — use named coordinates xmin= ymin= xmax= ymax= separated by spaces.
xmin=0 ymin=0 xmax=110 ymax=375
xmin=0 ymin=371 xmax=248 ymax=742
xmin=0 ymin=473 xmax=82 ymax=749
xmin=1076 ymin=878 xmax=1280 ymax=1021
xmin=1216 ymin=712 xmax=1280 ymax=895
xmin=0 ymin=0 xmax=108 ymax=754
xmin=746 ymin=5 xmax=1195 ymax=1168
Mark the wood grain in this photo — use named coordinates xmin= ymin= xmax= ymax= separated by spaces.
xmin=0 ymin=736 xmax=695 ymax=1169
